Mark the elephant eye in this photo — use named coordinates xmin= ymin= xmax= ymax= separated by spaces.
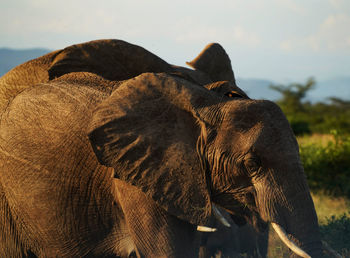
xmin=244 ymin=156 xmax=261 ymax=176
xmin=225 ymin=91 xmax=244 ymax=98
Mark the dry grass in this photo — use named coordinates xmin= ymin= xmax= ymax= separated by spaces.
xmin=267 ymin=230 xmax=290 ymax=257
xmin=297 ymin=134 xmax=334 ymax=147
xmin=312 ymin=192 xmax=350 ymax=224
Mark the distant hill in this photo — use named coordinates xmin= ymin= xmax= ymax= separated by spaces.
xmin=0 ymin=48 xmax=51 ymax=76
xmin=0 ymin=48 xmax=349 ymax=103
xmin=237 ymin=77 xmax=350 ymax=103
xmin=311 ymin=77 xmax=350 ymax=102
xmin=236 ymin=78 xmax=282 ymax=100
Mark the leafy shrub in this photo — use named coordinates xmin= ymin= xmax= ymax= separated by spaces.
xmin=289 ymin=119 xmax=311 ymax=135
xmin=299 ymin=132 xmax=350 ymax=197
xmin=320 ymin=213 xmax=350 ymax=256
xmin=307 ymin=101 xmax=350 ymax=135
xmin=270 ymin=78 xmax=350 ymax=135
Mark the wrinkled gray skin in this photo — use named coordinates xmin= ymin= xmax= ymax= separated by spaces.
xmin=0 ymin=39 xmax=324 ymax=257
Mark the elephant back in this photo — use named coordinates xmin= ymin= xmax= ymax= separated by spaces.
xmin=47 ymin=39 xmax=173 ymax=81
xmin=0 ymin=50 xmax=61 ymax=111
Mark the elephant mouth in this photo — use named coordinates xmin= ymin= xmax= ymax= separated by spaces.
xmin=249 ymin=212 xmax=268 ymax=232
xmin=212 ymin=192 xmax=267 ymax=232
xmin=224 ymin=205 xmax=268 ymax=232
xmin=239 ymin=209 xmax=268 ymax=233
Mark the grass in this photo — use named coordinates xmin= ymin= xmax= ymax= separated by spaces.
xmin=312 ymin=192 xmax=350 ymax=224
xmin=297 ymin=133 xmax=334 ymax=147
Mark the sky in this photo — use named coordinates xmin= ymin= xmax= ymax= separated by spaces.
xmin=1 ymin=0 xmax=350 ymax=82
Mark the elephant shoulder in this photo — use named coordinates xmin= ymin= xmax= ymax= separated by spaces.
xmin=1 ymin=81 xmax=106 ymax=148
xmin=3 ymin=79 xmax=108 ymax=124
xmin=50 ymin=72 xmax=121 ymax=94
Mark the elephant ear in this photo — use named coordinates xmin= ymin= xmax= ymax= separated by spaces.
xmin=48 ymin=39 xmax=172 ymax=81
xmin=186 ymin=43 xmax=235 ymax=82
xmin=87 ymin=73 xmax=215 ymax=226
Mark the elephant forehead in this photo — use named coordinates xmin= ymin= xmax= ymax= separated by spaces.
xmin=216 ymin=100 xmax=297 ymax=151
xmin=221 ymin=100 xmax=290 ymax=132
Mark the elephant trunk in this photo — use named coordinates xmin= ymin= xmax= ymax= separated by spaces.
xmin=281 ymin=188 xmax=324 ymax=257
xmin=255 ymin=173 xmax=324 ymax=257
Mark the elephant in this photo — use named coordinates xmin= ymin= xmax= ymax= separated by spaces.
xmin=0 ymin=39 xmax=326 ymax=257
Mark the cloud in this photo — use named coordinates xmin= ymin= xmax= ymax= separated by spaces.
xmin=174 ymin=18 xmax=261 ymax=47
xmin=279 ymin=13 xmax=350 ymax=53
xmin=280 ymin=40 xmax=292 ymax=51
xmin=314 ymin=14 xmax=350 ymax=51
xmin=274 ymin=0 xmax=306 ymax=15
xmin=329 ymin=0 xmax=345 ymax=8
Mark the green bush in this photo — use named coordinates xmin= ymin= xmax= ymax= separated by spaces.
xmin=289 ymin=119 xmax=311 ymax=135
xmin=270 ymin=78 xmax=350 ymax=135
xmin=307 ymin=101 xmax=350 ymax=135
xmin=320 ymin=213 xmax=350 ymax=256
xmin=300 ymin=132 xmax=350 ymax=197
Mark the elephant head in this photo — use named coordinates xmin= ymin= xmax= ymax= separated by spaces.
xmin=87 ymin=70 xmax=323 ymax=257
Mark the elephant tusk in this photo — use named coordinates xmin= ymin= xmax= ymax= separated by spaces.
xmin=271 ymin=222 xmax=311 ymax=258
xmin=213 ymin=204 xmax=231 ymax=227
xmin=197 ymin=226 xmax=217 ymax=232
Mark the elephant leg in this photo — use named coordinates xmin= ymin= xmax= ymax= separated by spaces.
xmin=0 ymin=181 xmax=30 ymax=257
xmin=0 ymin=182 xmax=17 ymax=257
xmin=257 ymin=227 xmax=269 ymax=258
xmin=114 ymin=179 xmax=198 ymax=257
xmin=198 ymin=232 xmax=213 ymax=258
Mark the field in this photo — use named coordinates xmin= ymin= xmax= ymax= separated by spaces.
xmin=267 ymin=134 xmax=350 ymax=257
